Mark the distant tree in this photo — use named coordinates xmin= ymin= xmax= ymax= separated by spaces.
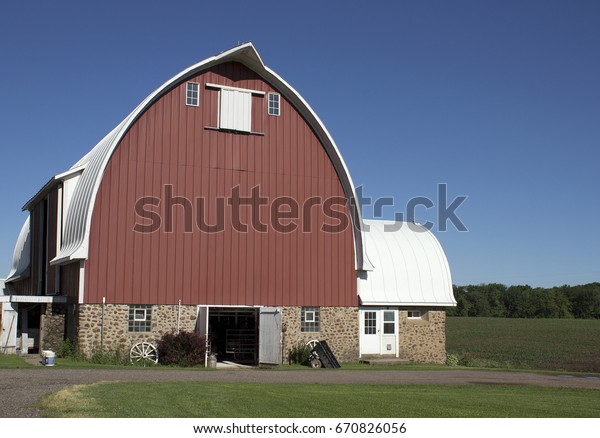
xmin=448 ymin=282 xmax=599 ymax=319
xmin=567 ymin=283 xmax=600 ymax=318
xmin=465 ymin=285 xmax=492 ymax=317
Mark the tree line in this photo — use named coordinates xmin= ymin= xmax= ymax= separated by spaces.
xmin=447 ymin=283 xmax=600 ymax=319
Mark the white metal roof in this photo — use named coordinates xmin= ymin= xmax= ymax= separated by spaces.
xmin=24 ymin=43 xmax=369 ymax=270
xmin=358 ymin=220 xmax=456 ymax=306
xmin=5 ymin=217 xmax=31 ymax=283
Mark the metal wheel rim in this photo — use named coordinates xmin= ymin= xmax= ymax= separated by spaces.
xmin=306 ymin=339 xmax=320 ymax=359
xmin=130 ymin=342 xmax=158 ymax=366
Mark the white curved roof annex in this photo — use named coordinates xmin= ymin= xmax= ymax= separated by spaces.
xmin=26 ymin=43 xmax=369 ymax=270
xmin=5 ymin=217 xmax=31 ymax=283
xmin=358 ymin=220 xmax=456 ymax=306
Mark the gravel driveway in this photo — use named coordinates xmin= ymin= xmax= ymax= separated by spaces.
xmin=1 ymin=367 xmax=599 ymax=417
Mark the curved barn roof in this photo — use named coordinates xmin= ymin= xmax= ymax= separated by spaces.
xmin=358 ymin=220 xmax=455 ymax=306
xmin=5 ymin=217 xmax=31 ymax=283
xmin=23 ymin=43 xmax=369 ymax=270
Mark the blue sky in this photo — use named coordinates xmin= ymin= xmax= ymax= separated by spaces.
xmin=1 ymin=0 xmax=598 ymax=287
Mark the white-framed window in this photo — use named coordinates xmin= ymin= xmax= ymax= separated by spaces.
xmin=268 ymin=92 xmax=280 ymax=116
xmin=186 ymin=82 xmax=200 ymax=106
xmin=301 ymin=307 xmax=320 ymax=332
xmin=383 ymin=310 xmax=396 ymax=334
xmin=364 ymin=311 xmax=377 ymax=335
xmin=133 ymin=308 xmax=147 ymax=321
xmin=407 ymin=310 xmax=421 ymax=319
xmin=129 ymin=305 xmax=152 ymax=332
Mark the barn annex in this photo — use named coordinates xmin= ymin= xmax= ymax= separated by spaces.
xmin=1 ymin=43 xmax=455 ymax=365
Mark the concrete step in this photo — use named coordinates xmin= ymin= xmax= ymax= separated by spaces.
xmin=359 ymin=357 xmax=410 ymax=365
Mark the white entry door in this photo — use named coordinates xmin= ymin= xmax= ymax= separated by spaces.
xmin=359 ymin=308 xmax=398 ymax=357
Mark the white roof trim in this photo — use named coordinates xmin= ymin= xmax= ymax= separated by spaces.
xmin=0 ymin=295 xmax=67 ymax=304
xmin=54 ymin=164 xmax=86 ymax=181
xmin=358 ymin=220 xmax=456 ymax=306
xmin=205 ymin=82 xmax=266 ymax=95
xmin=44 ymin=42 xmax=369 ymax=270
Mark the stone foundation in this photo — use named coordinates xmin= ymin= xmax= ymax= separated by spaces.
xmin=77 ymin=304 xmax=198 ymax=357
xmin=397 ymin=309 xmax=446 ymax=364
xmin=282 ymin=306 xmax=358 ymax=363
xmin=40 ymin=304 xmax=67 ymax=352
xmin=73 ymin=304 xmax=446 ymax=364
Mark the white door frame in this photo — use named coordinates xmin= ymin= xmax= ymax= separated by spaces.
xmin=359 ymin=307 xmax=398 ymax=357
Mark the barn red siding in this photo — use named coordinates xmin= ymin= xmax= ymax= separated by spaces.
xmin=85 ymin=62 xmax=357 ymax=306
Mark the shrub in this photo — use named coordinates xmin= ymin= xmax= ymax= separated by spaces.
xmin=288 ymin=342 xmax=312 ymax=365
xmin=445 ymin=353 xmax=459 ymax=367
xmin=157 ymin=331 xmax=206 ymax=367
xmin=56 ymin=339 xmax=78 ymax=359
xmin=89 ymin=347 xmax=129 ymax=365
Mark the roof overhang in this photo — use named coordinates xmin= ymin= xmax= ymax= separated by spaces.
xmin=22 ymin=165 xmax=86 ymax=211
xmin=0 ymin=295 xmax=67 ymax=304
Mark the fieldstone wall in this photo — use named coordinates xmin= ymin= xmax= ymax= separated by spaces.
xmin=397 ymin=309 xmax=446 ymax=364
xmin=282 ymin=306 xmax=358 ymax=363
xmin=40 ymin=304 xmax=67 ymax=352
xmin=77 ymin=304 xmax=198 ymax=357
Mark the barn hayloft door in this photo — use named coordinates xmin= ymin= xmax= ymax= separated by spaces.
xmin=258 ymin=307 xmax=282 ymax=365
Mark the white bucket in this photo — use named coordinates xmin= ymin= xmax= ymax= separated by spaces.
xmin=42 ymin=350 xmax=56 ymax=366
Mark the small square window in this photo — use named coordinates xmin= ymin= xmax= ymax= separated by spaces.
xmin=129 ymin=305 xmax=152 ymax=332
xmin=133 ymin=308 xmax=147 ymax=321
xmin=407 ymin=310 xmax=421 ymax=319
xmin=301 ymin=307 xmax=320 ymax=332
xmin=268 ymin=92 xmax=280 ymax=116
xmin=186 ymin=82 xmax=199 ymax=106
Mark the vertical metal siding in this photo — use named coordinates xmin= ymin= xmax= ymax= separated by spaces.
xmin=85 ymin=61 xmax=356 ymax=306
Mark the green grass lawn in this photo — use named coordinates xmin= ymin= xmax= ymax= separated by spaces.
xmin=0 ymin=354 xmax=31 ymax=368
xmin=40 ymin=381 xmax=600 ymax=418
xmin=446 ymin=317 xmax=600 ymax=372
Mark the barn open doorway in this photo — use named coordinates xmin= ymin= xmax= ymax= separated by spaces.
xmin=208 ymin=307 xmax=259 ymax=365
xmin=16 ymin=304 xmax=42 ymax=354
xmin=196 ymin=306 xmax=283 ymax=366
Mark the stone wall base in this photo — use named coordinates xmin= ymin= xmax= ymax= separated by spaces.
xmin=40 ymin=304 xmax=67 ymax=352
xmin=282 ymin=306 xmax=358 ymax=363
xmin=397 ymin=309 xmax=446 ymax=364
xmin=71 ymin=304 xmax=446 ymax=364
xmin=77 ymin=304 xmax=198 ymax=357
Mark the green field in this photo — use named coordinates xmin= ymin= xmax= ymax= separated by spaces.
xmin=0 ymin=354 xmax=32 ymax=368
xmin=40 ymin=381 xmax=600 ymax=418
xmin=446 ymin=317 xmax=600 ymax=372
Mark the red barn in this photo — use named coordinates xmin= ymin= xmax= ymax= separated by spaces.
xmin=2 ymin=44 xmax=455 ymax=364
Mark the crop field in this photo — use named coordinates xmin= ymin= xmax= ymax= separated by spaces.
xmin=446 ymin=317 xmax=600 ymax=372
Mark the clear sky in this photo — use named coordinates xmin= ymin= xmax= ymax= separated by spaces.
xmin=1 ymin=0 xmax=598 ymax=287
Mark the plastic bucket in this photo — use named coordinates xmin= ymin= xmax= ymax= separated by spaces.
xmin=42 ymin=350 xmax=56 ymax=366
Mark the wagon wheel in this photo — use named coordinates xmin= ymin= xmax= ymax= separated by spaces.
xmin=306 ymin=339 xmax=320 ymax=358
xmin=130 ymin=342 xmax=158 ymax=366
xmin=306 ymin=339 xmax=321 ymax=367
